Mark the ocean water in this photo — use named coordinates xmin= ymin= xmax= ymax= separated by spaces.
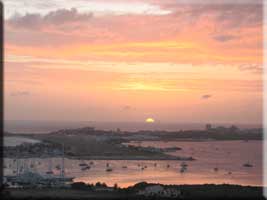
xmin=4 ymin=140 xmax=263 ymax=188
xmin=4 ymin=120 xmax=262 ymax=134
xmin=4 ymin=136 xmax=41 ymax=147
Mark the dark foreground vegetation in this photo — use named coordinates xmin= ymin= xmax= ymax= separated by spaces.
xmin=2 ymin=182 xmax=265 ymax=200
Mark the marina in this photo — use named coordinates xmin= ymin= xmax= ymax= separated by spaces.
xmin=3 ymin=144 xmax=74 ymax=188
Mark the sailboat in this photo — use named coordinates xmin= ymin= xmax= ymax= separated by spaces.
xmin=59 ymin=143 xmax=73 ymax=181
xmin=243 ymin=162 xmax=253 ymax=167
xmin=79 ymin=160 xmax=88 ymax=167
xmin=180 ymin=162 xmax=188 ymax=168
xmin=180 ymin=162 xmax=188 ymax=173
xmin=30 ymin=159 xmax=35 ymax=169
xmin=81 ymin=165 xmax=91 ymax=171
xmin=180 ymin=167 xmax=186 ymax=173
xmin=55 ymin=164 xmax=61 ymax=170
xmin=106 ymin=167 xmax=113 ymax=172
xmin=106 ymin=162 xmax=113 ymax=172
xmin=46 ymin=158 xmax=54 ymax=175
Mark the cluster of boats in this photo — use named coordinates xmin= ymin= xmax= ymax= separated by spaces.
xmin=77 ymin=161 xmax=191 ymax=173
xmin=6 ymin=158 xmax=254 ymax=178
xmin=136 ymin=162 xmax=189 ymax=173
xmin=79 ymin=161 xmax=114 ymax=172
xmin=76 ymin=159 xmax=254 ymax=176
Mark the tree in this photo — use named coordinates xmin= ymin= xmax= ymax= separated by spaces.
xmin=114 ymin=183 xmax=118 ymax=190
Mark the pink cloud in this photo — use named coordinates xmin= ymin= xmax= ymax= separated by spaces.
xmin=5 ymin=3 xmax=263 ymax=66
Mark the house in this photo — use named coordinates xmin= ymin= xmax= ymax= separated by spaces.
xmin=94 ymin=186 xmax=114 ymax=192
xmin=138 ymin=185 xmax=181 ymax=198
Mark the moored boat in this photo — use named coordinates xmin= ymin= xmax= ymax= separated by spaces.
xmin=106 ymin=167 xmax=113 ymax=172
xmin=243 ymin=162 xmax=253 ymax=167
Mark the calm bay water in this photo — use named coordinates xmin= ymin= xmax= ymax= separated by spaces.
xmin=4 ymin=140 xmax=263 ymax=188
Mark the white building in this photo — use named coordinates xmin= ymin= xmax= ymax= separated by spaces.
xmin=138 ymin=185 xmax=181 ymax=198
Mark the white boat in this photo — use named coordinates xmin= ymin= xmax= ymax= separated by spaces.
xmin=180 ymin=164 xmax=187 ymax=173
xmin=180 ymin=167 xmax=186 ymax=173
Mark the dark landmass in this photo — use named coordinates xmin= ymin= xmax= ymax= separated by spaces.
xmin=4 ymin=125 xmax=262 ymax=160
xmin=3 ymin=133 xmax=193 ymax=161
xmin=5 ymin=124 xmax=263 ymax=141
xmin=47 ymin=124 xmax=263 ymax=141
xmin=2 ymin=182 xmax=265 ymax=200
xmin=5 ymin=125 xmax=263 ymax=142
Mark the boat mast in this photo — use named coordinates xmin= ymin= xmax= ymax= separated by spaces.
xmin=30 ymin=158 xmax=35 ymax=172
xmin=24 ymin=159 xmax=28 ymax=173
xmin=48 ymin=158 xmax=52 ymax=172
xmin=16 ymin=159 xmax=19 ymax=176
xmin=16 ymin=149 xmax=19 ymax=176
xmin=60 ymin=143 xmax=65 ymax=178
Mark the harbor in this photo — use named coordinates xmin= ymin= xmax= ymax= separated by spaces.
xmin=3 ymin=140 xmax=262 ymax=188
xmin=3 ymin=144 xmax=74 ymax=188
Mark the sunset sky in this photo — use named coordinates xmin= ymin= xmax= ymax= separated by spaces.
xmin=4 ymin=0 xmax=263 ymax=124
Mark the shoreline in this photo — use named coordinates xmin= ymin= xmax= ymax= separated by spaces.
xmin=3 ymin=155 xmax=195 ymax=161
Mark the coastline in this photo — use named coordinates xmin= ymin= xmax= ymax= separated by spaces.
xmin=3 ymin=155 xmax=188 ymax=160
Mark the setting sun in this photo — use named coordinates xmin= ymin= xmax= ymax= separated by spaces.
xmin=145 ymin=118 xmax=155 ymax=123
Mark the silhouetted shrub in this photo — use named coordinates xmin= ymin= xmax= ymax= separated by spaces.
xmin=71 ymin=182 xmax=92 ymax=190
